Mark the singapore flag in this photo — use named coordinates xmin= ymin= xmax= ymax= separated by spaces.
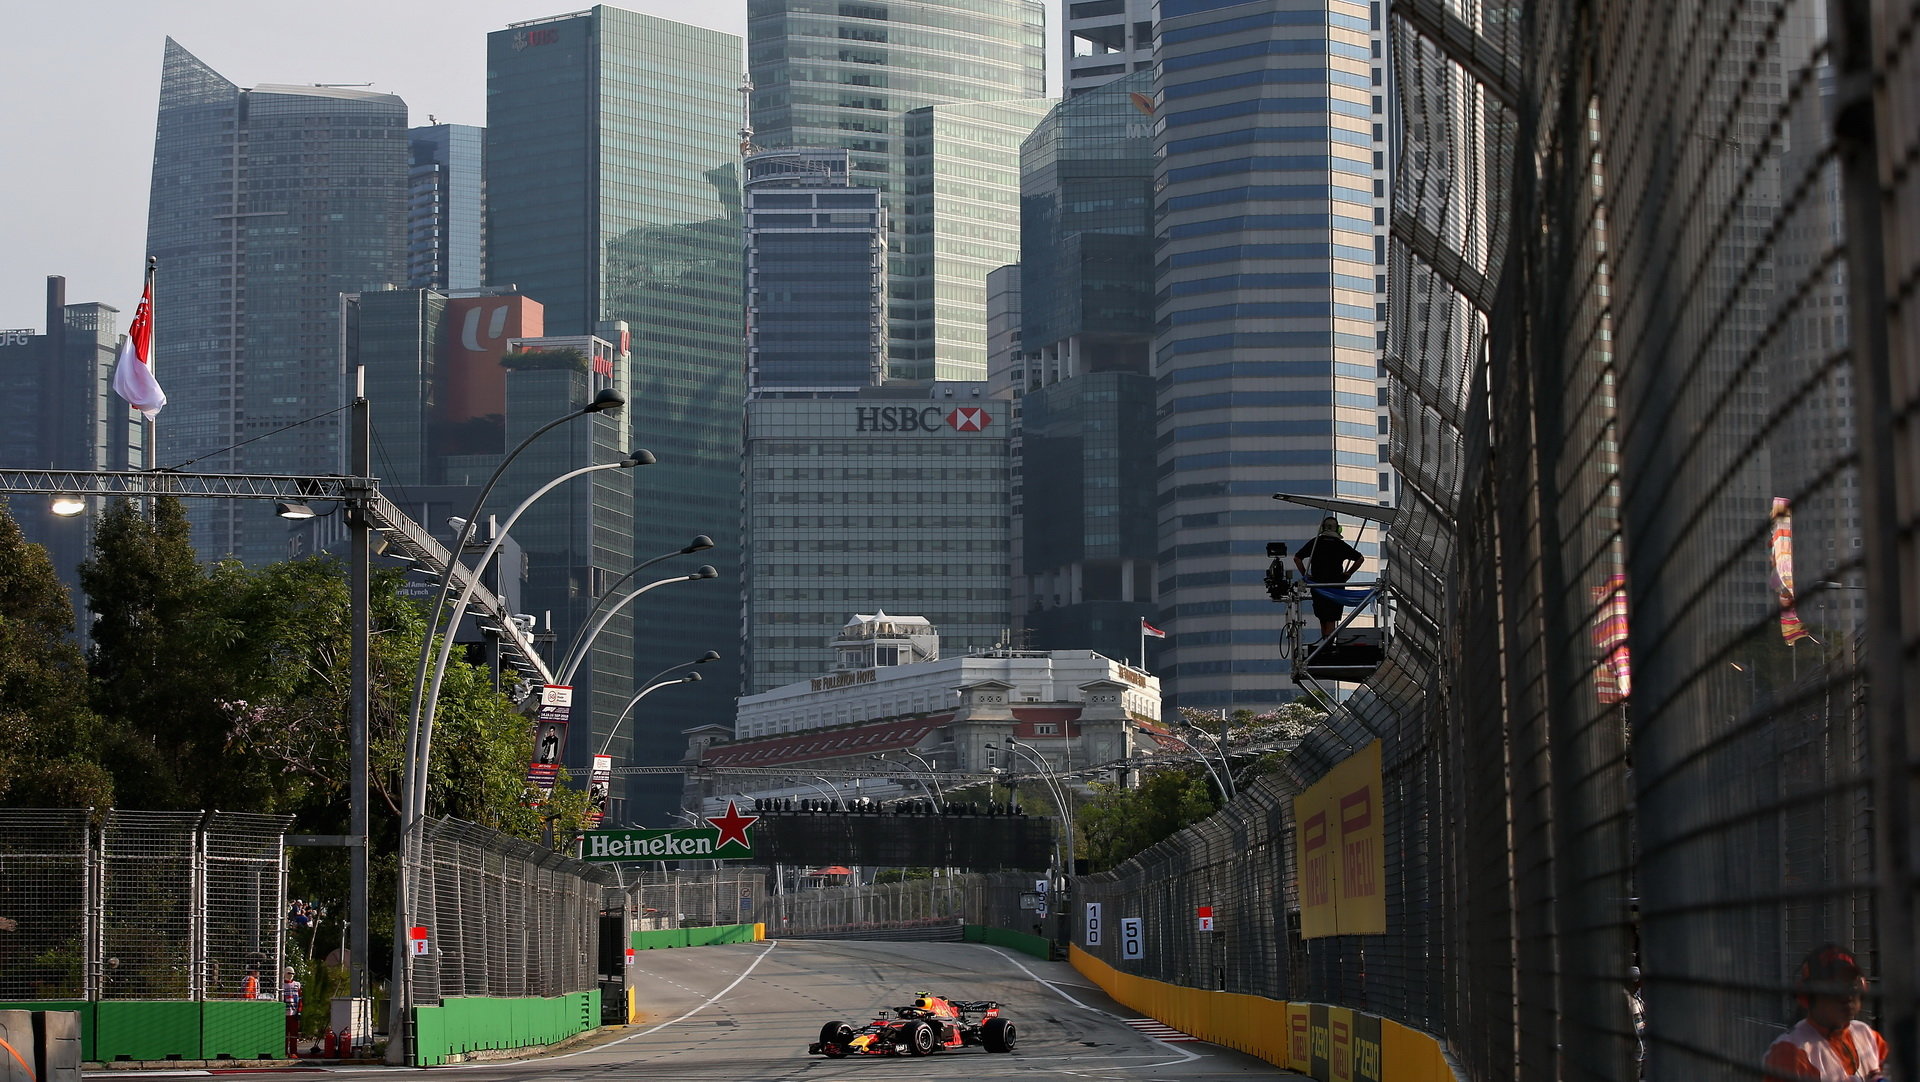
xmin=112 ymin=270 xmax=165 ymax=418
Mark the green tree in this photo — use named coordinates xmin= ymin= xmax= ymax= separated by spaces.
xmin=0 ymin=498 xmax=114 ymax=808
xmin=1075 ymin=766 xmax=1220 ymax=872
xmin=79 ymin=495 xmax=241 ymax=809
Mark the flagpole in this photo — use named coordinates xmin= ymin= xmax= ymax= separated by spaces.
xmin=144 ymin=257 xmax=157 ymax=473
xmin=1139 ymin=619 xmax=1146 ymax=674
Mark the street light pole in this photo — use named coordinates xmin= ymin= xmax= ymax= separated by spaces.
xmin=596 ymin=671 xmax=707 ymax=759
xmin=869 ymin=754 xmax=943 ymax=809
xmin=400 ymin=390 xmax=624 ymax=819
xmin=552 ymin=536 xmax=714 ymax=675
xmin=985 ymin=740 xmax=1073 ymax=875
xmin=410 ymin=448 xmax=654 ymax=822
xmin=556 ymin=568 xmax=720 ymax=686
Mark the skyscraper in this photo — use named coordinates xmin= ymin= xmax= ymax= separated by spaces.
xmin=896 ymin=99 xmax=1053 ymax=381
xmin=146 ymin=39 xmax=409 ymax=564
xmin=1151 ymin=0 xmax=1388 ymax=710
xmin=741 ymin=384 xmax=1011 ymax=695
xmin=0 ymin=277 xmax=145 ymax=600
xmin=408 ymin=124 xmax=486 ymax=292
xmin=744 ymin=148 xmax=887 ymax=393
xmin=747 ymin=0 xmax=1047 ymax=372
xmin=486 ymin=7 xmax=744 ymax=820
xmin=1010 ymin=72 xmax=1160 ymax=665
xmin=1064 ymin=0 xmax=1156 ymax=97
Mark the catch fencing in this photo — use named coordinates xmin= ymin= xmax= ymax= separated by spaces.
xmin=403 ymin=816 xmax=615 ymax=1005
xmin=1081 ymin=1 xmax=1920 ymax=1081
xmin=0 ymin=808 xmax=290 ymax=1002
xmin=614 ymin=866 xmax=1010 ymax=940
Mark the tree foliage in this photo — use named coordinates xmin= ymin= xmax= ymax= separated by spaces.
xmin=1076 ymin=766 xmax=1220 ymax=873
xmin=0 ymin=498 xmax=114 ymax=807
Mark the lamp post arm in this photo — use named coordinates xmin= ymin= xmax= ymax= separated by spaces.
xmin=401 ymin=398 xmax=622 ymax=825
xmin=557 ymin=568 xmax=717 ymax=685
xmin=597 ymin=675 xmax=700 ymax=759
xmin=556 ymin=537 xmax=711 ymax=678
xmin=414 ymin=457 xmax=637 ymax=820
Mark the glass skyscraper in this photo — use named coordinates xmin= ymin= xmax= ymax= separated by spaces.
xmin=896 ymin=99 xmax=1053 ymax=381
xmin=747 ymin=0 xmax=1047 ymax=375
xmin=486 ymin=7 xmax=744 ymax=821
xmin=742 ymin=386 xmax=1011 ymax=695
xmin=0 ymin=277 xmax=145 ymax=604
xmin=1011 ymin=71 xmax=1161 ymax=665
xmin=408 ymin=124 xmax=486 ymax=292
xmin=744 ymin=148 xmax=887 ymax=392
xmin=1151 ymin=0 xmax=1388 ymax=710
xmin=146 ymin=39 xmax=409 ymax=565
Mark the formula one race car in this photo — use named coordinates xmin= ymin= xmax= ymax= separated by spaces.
xmin=808 ymin=992 xmax=1017 ymax=1056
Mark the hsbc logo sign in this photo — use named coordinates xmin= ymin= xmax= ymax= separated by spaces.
xmin=854 ymin=406 xmax=994 ymax=434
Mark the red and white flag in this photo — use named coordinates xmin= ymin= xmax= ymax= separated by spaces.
xmin=112 ymin=270 xmax=165 ymax=418
xmin=1141 ymin=618 xmax=1168 ymax=639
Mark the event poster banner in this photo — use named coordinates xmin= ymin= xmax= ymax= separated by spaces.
xmin=1293 ymin=740 xmax=1385 ymax=937
xmin=588 ymin=754 xmax=612 ymax=825
xmin=526 ymin=684 xmax=572 ymax=792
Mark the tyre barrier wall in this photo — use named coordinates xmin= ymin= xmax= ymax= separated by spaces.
xmin=410 ymin=992 xmax=598 ymax=1067
xmin=1069 ymin=947 xmax=1455 ymax=1082
xmin=630 ymin=924 xmax=764 ymax=950
xmin=0 ymin=1001 xmax=281 ymax=1064
xmin=0 ymin=1010 xmax=80 ymax=1082
xmin=961 ymin=925 xmax=1053 ymax=961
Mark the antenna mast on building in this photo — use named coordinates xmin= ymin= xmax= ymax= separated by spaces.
xmin=738 ymin=73 xmax=757 ymax=156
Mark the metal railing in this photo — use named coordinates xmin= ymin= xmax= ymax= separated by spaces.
xmin=403 ymin=817 xmax=615 ymax=1004
xmin=0 ymin=809 xmax=291 ymax=1002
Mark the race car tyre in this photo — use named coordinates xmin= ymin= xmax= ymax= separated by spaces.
xmin=982 ymin=1016 xmax=1017 ymax=1053
xmin=819 ymin=1021 xmax=854 ymax=1057
xmin=904 ymin=1019 xmax=937 ymax=1055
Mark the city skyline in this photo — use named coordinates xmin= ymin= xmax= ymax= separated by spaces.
xmin=0 ymin=1 xmax=1069 ymax=334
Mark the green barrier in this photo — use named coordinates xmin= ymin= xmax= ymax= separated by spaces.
xmin=410 ymin=991 xmax=598 ymax=1066
xmin=200 ymin=1000 xmax=284 ymax=1060
xmin=963 ymin=925 xmax=1055 ymax=959
xmin=0 ymin=1003 xmax=94 ymax=1062
xmin=630 ymin=923 xmax=761 ymax=950
xmin=94 ymin=1001 xmax=201 ymax=1061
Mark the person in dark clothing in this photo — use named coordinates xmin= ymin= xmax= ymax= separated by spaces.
xmin=1294 ymin=516 xmax=1365 ymax=640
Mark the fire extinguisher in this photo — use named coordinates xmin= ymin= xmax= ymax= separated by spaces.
xmin=322 ymin=1027 xmax=336 ymax=1057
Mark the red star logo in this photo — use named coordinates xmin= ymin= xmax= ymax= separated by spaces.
xmin=705 ymin=800 xmax=758 ymax=852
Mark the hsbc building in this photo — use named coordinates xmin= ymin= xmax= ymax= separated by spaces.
xmin=742 ymin=386 xmax=1012 ymax=697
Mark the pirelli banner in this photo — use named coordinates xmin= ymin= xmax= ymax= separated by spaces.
xmin=1293 ymin=739 xmax=1385 ymax=937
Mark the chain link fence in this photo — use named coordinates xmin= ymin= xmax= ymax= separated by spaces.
xmin=405 ymin=816 xmax=616 ymax=1005
xmin=1075 ymin=2 xmax=1920 ymax=1081
xmin=0 ymin=809 xmax=291 ymax=1003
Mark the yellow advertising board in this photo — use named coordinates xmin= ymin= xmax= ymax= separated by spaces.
xmin=1293 ymin=740 xmax=1385 ymax=937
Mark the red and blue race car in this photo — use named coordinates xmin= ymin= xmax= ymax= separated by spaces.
xmin=808 ymin=992 xmax=1017 ymax=1056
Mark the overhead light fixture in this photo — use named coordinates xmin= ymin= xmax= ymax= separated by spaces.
xmin=276 ymin=501 xmax=318 ymax=520
xmin=50 ymin=494 xmax=86 ymax=517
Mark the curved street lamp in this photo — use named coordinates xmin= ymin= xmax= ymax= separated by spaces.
xmin=410 ymin=446 xmax=655 ymax=821
xmin=595 ymin=651 xmax=722 ymax=757
xmin=986 ymin=739 xmax=1074 ymax=875
xmin=555 ymin=535 xmax=714 ymax=676
xmin=869 ymin=752 xmax=944 ymax=810
xmin=401 ymin=390 xmax=624 ymax=800
xmin=556 ymin=566 xmax=720 ymax=685
xmin=596 ymin=672 xmax=703 ymax=758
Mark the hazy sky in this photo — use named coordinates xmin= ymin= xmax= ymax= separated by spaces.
xmin=0 ymin=0 xmax=1061 ymax=332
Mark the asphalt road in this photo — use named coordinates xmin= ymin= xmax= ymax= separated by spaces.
xmin=311 ymin=939 xmax=1298 ymax=1081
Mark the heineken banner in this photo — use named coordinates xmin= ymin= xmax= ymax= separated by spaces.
xmin=581 ymin=801 xmax=757 ymax=862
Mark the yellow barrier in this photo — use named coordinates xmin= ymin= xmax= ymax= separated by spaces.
xmin=1069 ymin=945 xmax=1452 ymax=1082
